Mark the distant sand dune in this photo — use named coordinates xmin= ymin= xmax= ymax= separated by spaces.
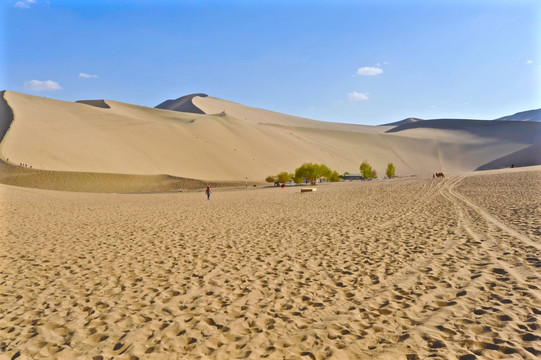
xmin=476 ymin=143 xmax=541 ymax=171
xmin=0 ymin=91 xmax=540 ymax=192
xmin=386 ymin=118 xmax=541 ymax=143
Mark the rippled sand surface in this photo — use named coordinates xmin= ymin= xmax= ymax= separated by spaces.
xmin=1 ymin=167 xmax=540 ymax=359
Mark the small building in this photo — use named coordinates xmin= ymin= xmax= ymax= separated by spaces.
xmin=342 ymin=173 xmax=364 ymax=181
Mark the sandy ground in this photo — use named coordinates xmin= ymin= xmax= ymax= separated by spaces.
xmin=1 ymin=167 xmax=540 ymax=359
xmin=0 ymin=160 xmax=246 ymax=193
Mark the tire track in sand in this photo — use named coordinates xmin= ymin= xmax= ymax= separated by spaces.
xmin=443 ymin=176 xmax=541 ymax=302
xmin=357 ymin=174 xmax=541 ymax=359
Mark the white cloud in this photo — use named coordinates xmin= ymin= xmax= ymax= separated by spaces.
xmin=357 ymin=66 xmax=383 ymax=76
xmin=348 ymin=91 xmax=369 ymax=101
xmin=526 ymin=60 xmax=533 ymax=64
xmin=79 ymin=72 xmax=98 ymax=78
xmin=14 ymin=0 xmax=36 ymax=8
xmin=24 ymin=80 xmax=62 ymax=92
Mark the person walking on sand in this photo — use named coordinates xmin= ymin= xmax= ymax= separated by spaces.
xmin=205 ymin=185 xmax=212 ymax=200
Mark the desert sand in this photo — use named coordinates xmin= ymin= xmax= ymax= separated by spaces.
xmin=1 ymin=166 xmax=540 ymax=359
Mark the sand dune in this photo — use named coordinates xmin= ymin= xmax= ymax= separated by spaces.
xmin=0 ymin=160 xmax=244 ymax=193
xmin=0 ymin=91 xmax=14 ymax=144
xmin=379 ymin=117 xmax=424 ymax=127
xmin=495 ymin=108 xmax=541 ymax=122
xmin=192 ymin=95 xmax=392 ymax=133
xmin=76 ymin=99 xmax=111 ymax=109
xmin=1 ymin=166 xmax=539 ymax=359
xmin=386 ymin=118 xmax=541 ymax=144
xmin=476 ymin=143 xmax=541 ymax=171
xmin=155 ymin=94 xmax=208 ymax=114
xmin=0 ymin=90 xmax=540 ymax=192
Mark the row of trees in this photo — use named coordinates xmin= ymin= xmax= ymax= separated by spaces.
xmin=266 ymin=163 xmax=341 ymax=186
xmin=360 ymin=161 xmax=396 ymax=179
xmin=266 ymin=162 xmax=396 ymax=185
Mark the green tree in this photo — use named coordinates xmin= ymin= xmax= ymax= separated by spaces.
xmin=386 ymin=162 xmax=396 ymax=178
xmin=265 ymin=175 xmax=276 ymax=183
xmin=294 ymin=163 xmax=332 ymax=185
xmin=276 ymin=172 xmax=291 ymax=184
xmin=371 ymin=169 xmax=377 ymax=179
xmin=360 ymin=161 xmax=373 ymax=179
xmin=329 ymin=170 xmax=340 ymax=182
xmin=293 ymin=174 xmax=304 ymax=184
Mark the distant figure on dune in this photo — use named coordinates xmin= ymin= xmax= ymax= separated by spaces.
xmin=205 ymin=185 xmax=212 ymax=200
xmin=434 ymin=172 xmax=445 ymax=178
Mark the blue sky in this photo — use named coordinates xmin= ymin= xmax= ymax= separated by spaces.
xmin=1 ymin=0 xmax=539 ymax=125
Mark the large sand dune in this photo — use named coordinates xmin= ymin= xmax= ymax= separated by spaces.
xmin=0 ymin=90 xmax=539 ymax=191
xmin=1 ymin=167 xmax=539 ymax=359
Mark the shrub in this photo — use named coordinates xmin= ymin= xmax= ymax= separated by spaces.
xmin=360 ymin=161 xmax=373 ymax=179
xmin=293 ymin=175 xmax=304 ymax=184
xmin=329 ymin=170 xmax=340 ymax=182
xmin=276 ymin=172 xmax=291 ymax=184
xmin=265 ymin=176 xmax=276 ymax=183
xmin=294 ymin=163 xmax=332 ymax=185
xmin=386 ymin=162 xmax=396 ymax=178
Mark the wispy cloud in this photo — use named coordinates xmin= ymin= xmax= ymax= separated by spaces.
xmin=24 ymin=79 xmax=62 ymax=92
xmin=79 ymin=72 xmax=98 ymax=78
xmin=357 ymin=66 xmax=383 ymax=76
xmin=14 ymin=0 xmax=36 ymax=9
xmin=526 ymin=60 xmax=533 ymax=64
xmin=348 ymin=91 xmax=369 ymax=101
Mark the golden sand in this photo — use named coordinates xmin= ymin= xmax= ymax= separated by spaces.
xmin=1 ymin=167 xmax=539 ymax=359
xmin=2 ymin=91 xmax=538 ymax=182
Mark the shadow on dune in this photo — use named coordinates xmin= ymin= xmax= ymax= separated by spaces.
xmin=386 ymin=119 xmax=541 ymax=144
xmin=476 ymin=144 xmax=541 ymax=171
xmin=0 ymin=91 xmax=14 ymax=144
xmin=76 ymin=99 xmax=111 ymax=109
xmin=155 ymin=93 xmax=208 ymax=114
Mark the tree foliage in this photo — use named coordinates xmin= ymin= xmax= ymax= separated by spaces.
xmin=293 ymin=174 xmax=304 ymax=184
xmin=294 ymin=163 xmax=332 ymax=185
xmin=386 ymin=162 xmax=396 ymax=178
xmin=329 ymin=170 xmax=340 ymax=182
xmin=360 ymin=161 xmax=373 ymax=179
xmin=276 ymin=172 xmax=291 ymax=184
xmin=265 ymin=175 xmax=276 ymax=183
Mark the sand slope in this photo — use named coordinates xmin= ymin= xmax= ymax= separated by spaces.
xmin=1 ymin=91 xmax=540 ymax=190
xmin=1 ymin=167 xmax=539 ymax=359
